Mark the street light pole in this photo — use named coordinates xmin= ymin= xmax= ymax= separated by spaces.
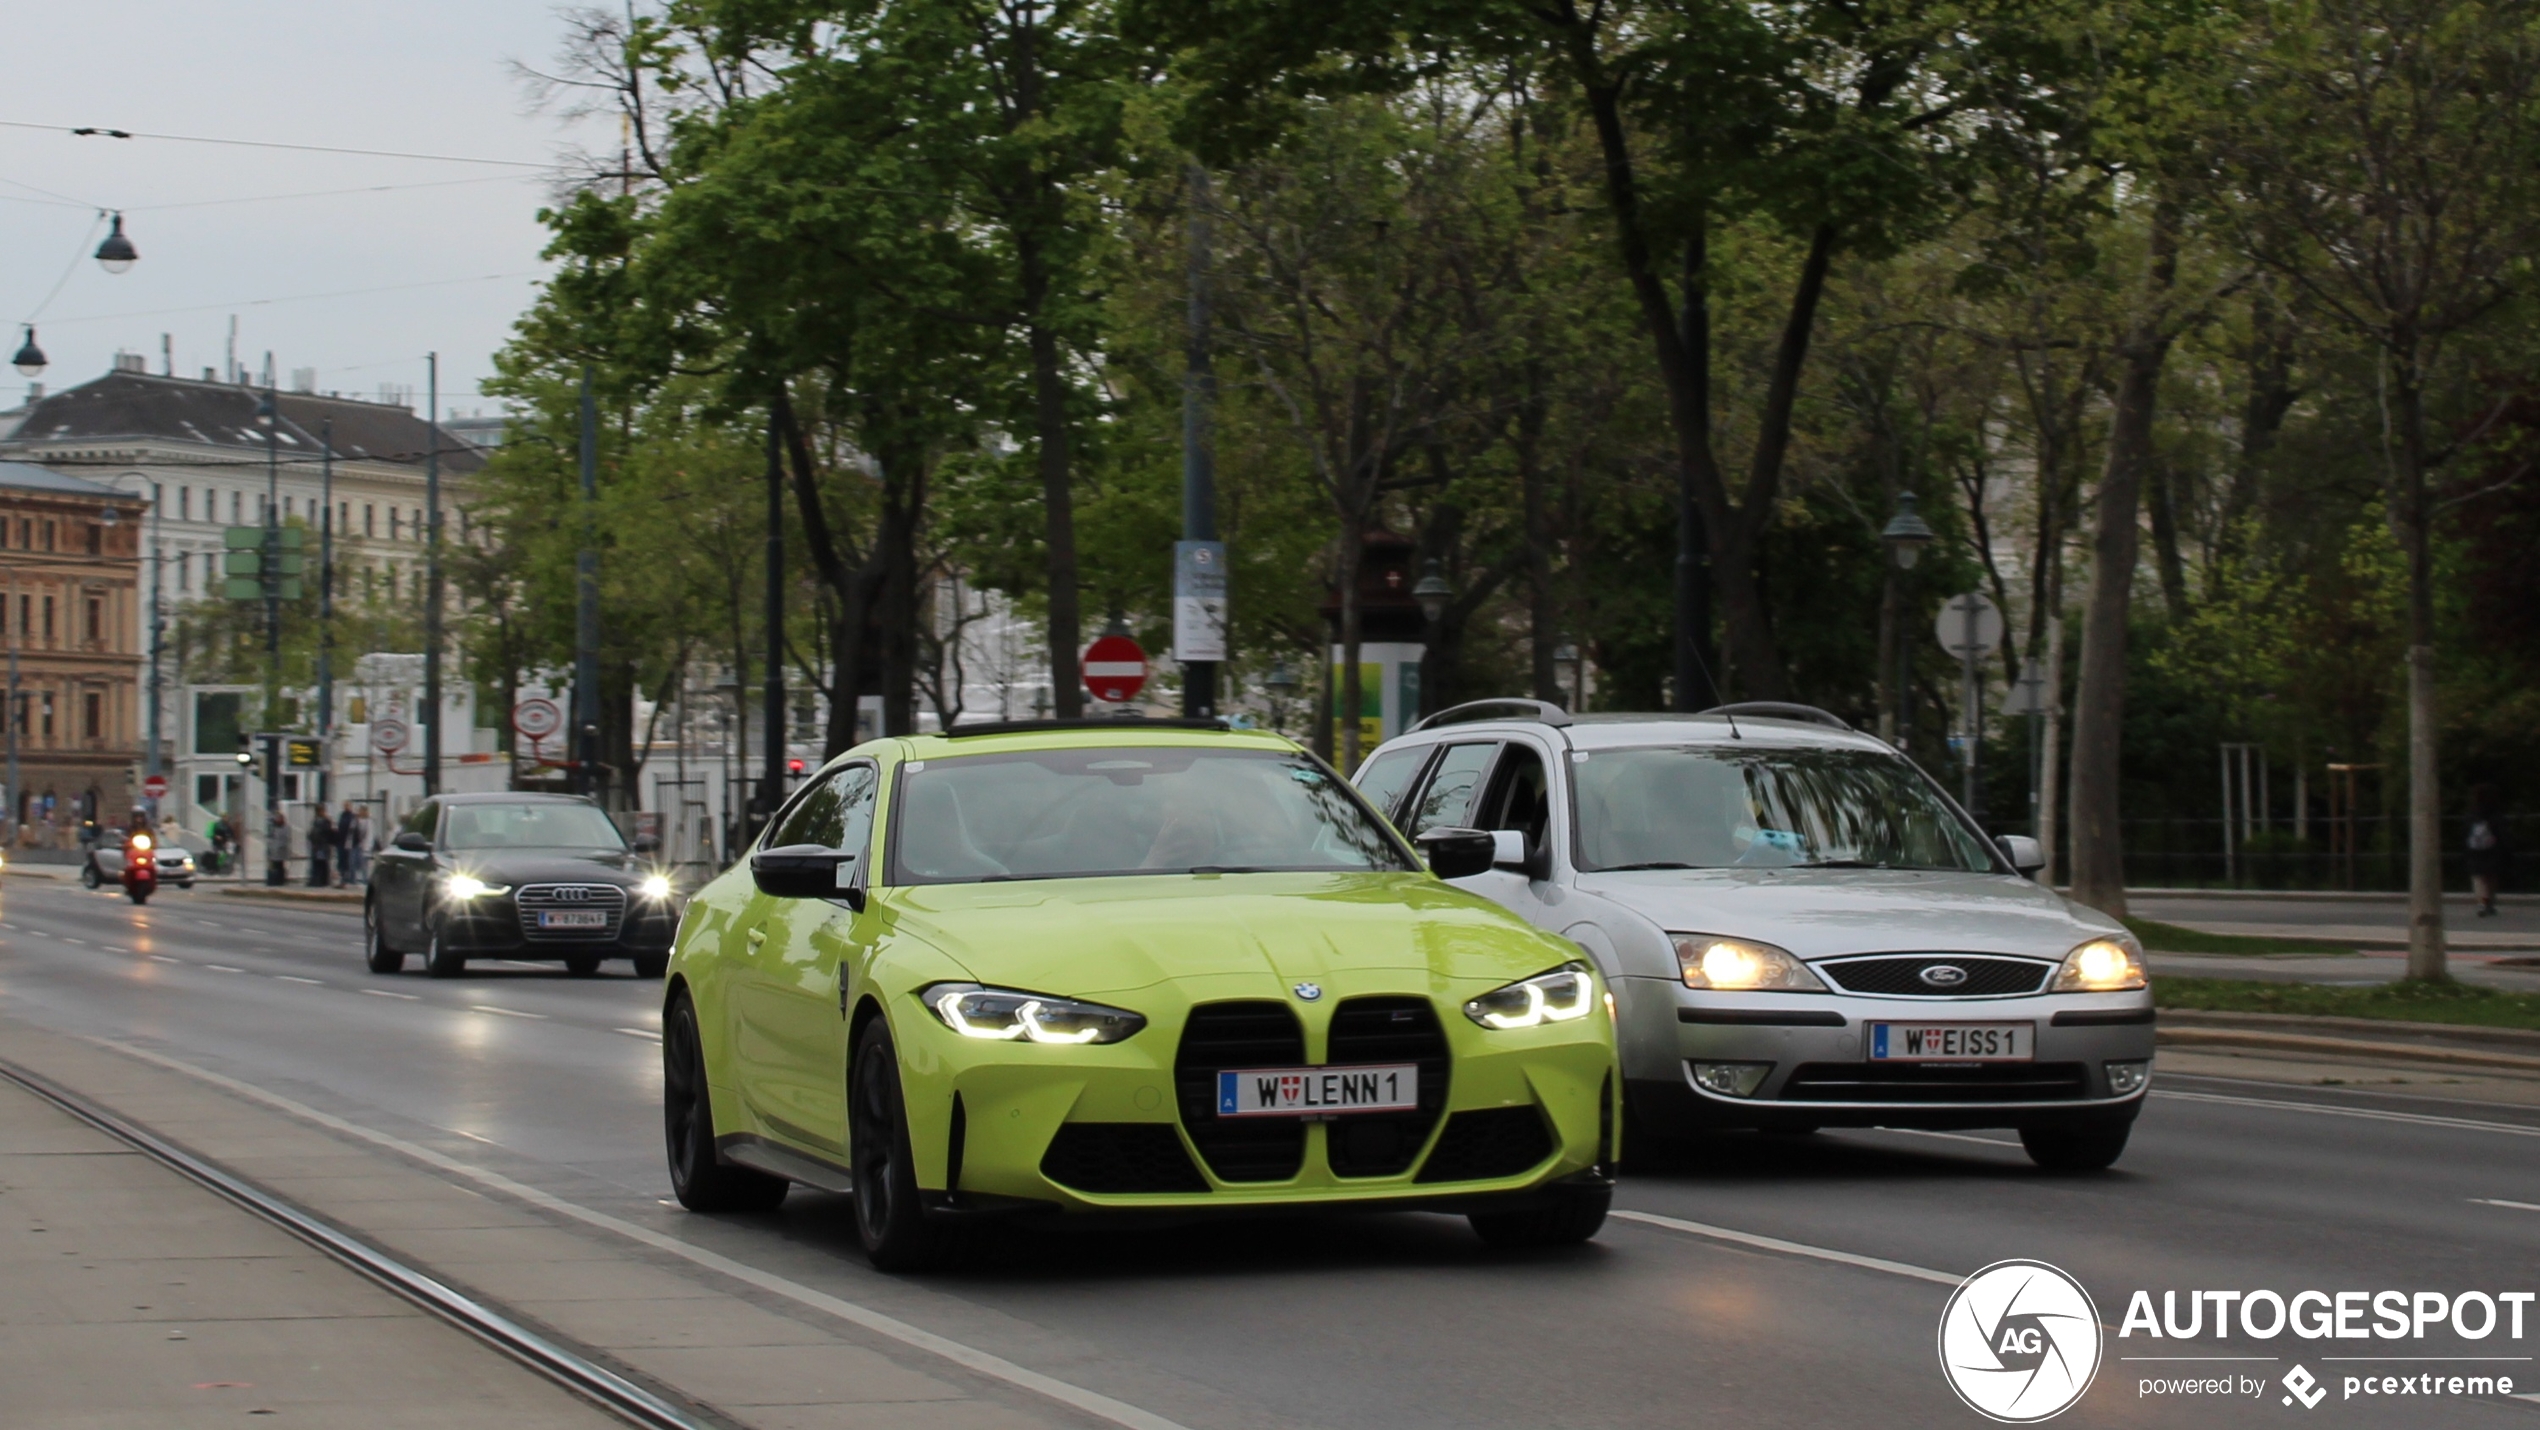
xmin=423 ymin=353 xmax=443 ymax=796
xmin=318 ymin=419 xmax=334 ymax=804
xmin=144 ymin=484 xmax=164 ymax=811
xmin=576 ymin=366 xmax=601 ymax=802
xmin=1880 ymin=492 xmax=1936 ymax=754
xmin=1179 ymin=163 xmax=1219 ymax=720
xmin=759 ymin=413 xmax=784 ymax=827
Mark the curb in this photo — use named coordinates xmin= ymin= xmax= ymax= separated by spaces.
xmin=0 ymin=864 xmax=66 ymax=880
xmin=2157 ymin=1007 xmax=2540 ymax=1052
xmin=2158 ymin=1026 xmax=2540 ymax=1073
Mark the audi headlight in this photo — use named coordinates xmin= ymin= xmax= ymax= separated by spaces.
xmin=2053 ymin=936 xmax=2146 ymax=992
xmin=922 ymin=984 xmax=1146 ymax=1045
xmin=443 ymin=873 xmax=511 ymax=901
xmin=1463 ymin=963 xmax=1599 ymax=1030
xmin=639 ymin=874 xmax=674 ymax=901
xmin=1672 ymin=935 xmax=1826 ymax=991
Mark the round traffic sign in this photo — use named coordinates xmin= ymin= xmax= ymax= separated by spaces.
xmin=1082 ymin=634 xmax=1147 ymax=704
xmin=141 ymin=774 xmax=168 ymax=800
xmin=1934 ymin=591 xmax=2005 ymax=658
xmin=513 ymin=697 xmax=562 ymax=741
xmin=371 ymin=717 xmax=410 ymax=755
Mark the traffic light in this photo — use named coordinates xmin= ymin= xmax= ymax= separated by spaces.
xmin=284 ymin=738 xmax=320 ymax=768
xmin=221 ymin=525 xmax=305 ymax=601
xmin=787 ymin=758 xmax=807 ymax=775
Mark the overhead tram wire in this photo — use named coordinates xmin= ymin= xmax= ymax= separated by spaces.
xmin=2 ymin=120 xmax=555 ymax=170
xmin=37 ymin=272 xmax=533 ymax=328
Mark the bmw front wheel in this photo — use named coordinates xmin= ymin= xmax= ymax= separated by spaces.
xmin=850 ymin=1020 xmax=941 ymax=1272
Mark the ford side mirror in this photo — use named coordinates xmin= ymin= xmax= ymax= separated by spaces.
xmin=1997 ymin=834 xmax=2045 ymax=877
xmin=753 ymin=843 xmax=865 ymax=908
xmin=1417 ymin=826 xmax=1496 ymax=881
xmin=1491 ymin=829 xmax=1553 ymax=881
xmin=392 ymin=830 xmax=430 ymax=853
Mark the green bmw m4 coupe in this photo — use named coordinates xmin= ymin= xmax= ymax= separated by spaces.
xmin=662 ymin=720 xmax=1620 ymax=1269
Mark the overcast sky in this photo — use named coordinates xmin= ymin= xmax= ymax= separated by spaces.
xmin=4 ymin=2 xmax=609 ymax=420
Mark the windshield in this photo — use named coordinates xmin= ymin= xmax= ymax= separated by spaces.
xmin=1573 ymin=746 xmax=1998 ymax=873
xmin=440 ymin=802 xmax=626 ymax=852
xmin=890 ymin=746 xmax=1413 ymax=885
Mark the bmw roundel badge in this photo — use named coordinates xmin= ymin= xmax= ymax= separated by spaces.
xmin=1293 ymin=981 xmax=1324 ymax=1002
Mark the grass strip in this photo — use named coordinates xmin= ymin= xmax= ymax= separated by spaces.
xmin=2121 ymin=916 xmax=2358 ymax=957
xmin=2155 ymin=975 xmax=2540 ymax=1031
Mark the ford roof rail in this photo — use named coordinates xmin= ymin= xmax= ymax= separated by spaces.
xmin=935 ymin=717 xmax=1230 ymax=738
xmin=1697 ymin=702 xmax=1852 ymax=731
xmin=1409 ymin=698 xmax=1574 ymax=734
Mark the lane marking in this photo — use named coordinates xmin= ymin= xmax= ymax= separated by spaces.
xmin=614 ymin=1028 xmax=662 ymax=1041
xmin=275 ymin=976 xmax=323 ymax=986
xmin=91 ymin=1036 xmax=1197 ymax=1430
xmin=2155 ymin=1088 xmax=2540 ymax=1139
xmin=146 ymin=955 xmax=180 ymax=965
xmin=361 ymin=989 xmax=420 ymax=1001
xmin=205 ymin=965 xmax=243 ymax=974
xmin=1611 ymin=1209 xmax=1961 ymax=1286
xmin=1859 ymin=1128 xmax=2019 ymax=1148
xmin=469 ymin=1005 xmax=547 ymax=1020
xmin=2472 ymin=1198 xmax=2540 ymax=1212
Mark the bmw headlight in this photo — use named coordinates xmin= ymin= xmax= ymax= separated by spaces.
xmin=922 ymin=984 xmax=1146 ymax=1045
xmin=1671 ymin=935 xmax=1827 ymax=991
xmin=2053 ymin=936 xmax=2146 ymax=992
xmin=443 ymin=873 xmax=511 ymax=901
xmin=639 ymin=874 xmax=674 ymax=901
xmin=1463 ymin=963 xmax=1599 ymax=1030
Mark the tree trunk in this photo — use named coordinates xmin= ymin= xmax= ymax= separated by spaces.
xmin=1516 ymin=365 xmax=1560 ymax=704
xmin=1020 ymin=236 xmax=1081 ymax=719
xmin=2390 ymin=359 xmax=2448 ymax=980
xmin=2039 ymin=612 xmax=2067 ymax=887
xmin=2216 ymin=282 xmax=2297 ymax=583
xmin=2145 ymin=456 xmax=2191 ymax=620
xmin=1335 ymin=519 xmax=1365 ymax=770
xmin=2067 ymin=204 xmax=2179 ymax=917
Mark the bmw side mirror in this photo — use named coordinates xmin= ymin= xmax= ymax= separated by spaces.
xmin=1997 ymin=834 xmax=2045 ymax=877
xmin=392 ymin=831 xmax=430 ymax=853
xmin=753 ymin=843 xmax=864 ymax=906
xmin=1417 ymin=826 xmax=1496 ymax=881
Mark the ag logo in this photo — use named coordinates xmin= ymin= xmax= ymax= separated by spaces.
xmin=1937 ymin=1259 xmax=2102 ymax=1422
xmin=2282 ymin=1365 xmax=2325 ymax=1409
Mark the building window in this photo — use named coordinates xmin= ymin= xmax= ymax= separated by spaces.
xmin=42 ymin=521 xmax=55 ymax=552
xmin=231 ymin=491 xmax=242 ymax=524
xmin=180 ymin=487 xmax=192 ymax=521
xmin=82 ymin=692 xmax=100 ymax=741
xmin=340 ymin=501 xmax=350 ymax=533
xmin=364 ymin=504 xmax=375 ymax=537
xmin=14 ymin=595 xmax=24 ymax=638
xmin=41 ymin=692 xmax=54 ymax=740
xmin=390 ymin=509 xmax=401 ymax=540
xmin=85 ymin=598 xmax=101 ymax=645
xmin=86 ymin=524 xmax=101 ymax=556
xmin=177 ymin=551 xmax=189 ymax=591
xmin=42 ymin=596 xmax=54 ymax=643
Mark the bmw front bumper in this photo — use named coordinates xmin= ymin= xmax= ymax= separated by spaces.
xmin=1617 ymin=976 xmax=2156 ymax=1134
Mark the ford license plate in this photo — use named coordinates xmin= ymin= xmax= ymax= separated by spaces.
xmin=1216 ymin=1064 xmax=1420 ymax=1117
xmin=537 ymin=910 xmax=608 ymax=930
xmin=1869 ymin=1022 xmax=2032 ymax=1062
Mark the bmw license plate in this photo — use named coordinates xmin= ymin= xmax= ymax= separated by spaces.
xmin=536 ymin=910 xmax=607 ymax=930
xmin=1216 ymin=1064 xmax=1420 ymax=1117
xmin=1869 ymin=1022 xmax=2032 ymax=1062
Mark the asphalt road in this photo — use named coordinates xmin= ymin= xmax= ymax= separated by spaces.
xmin=4 ymin=875 xmax=2539 ymax=1429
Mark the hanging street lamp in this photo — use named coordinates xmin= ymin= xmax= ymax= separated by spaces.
xmin=12 ymin=326 xmax=46 ymax=377
xmin=94 ymin=213 xmax=139 ymax=274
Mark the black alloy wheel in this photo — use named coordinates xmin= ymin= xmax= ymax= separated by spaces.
xmin=423 ymin=924 xmax=466 ymax=979
xmin=663 ymin=993 xmax=788 ymax=1213
xmin=849 ymin=1019 xmax=940 ymax=1271
xmin=2020 ymin=1121 xmax=2131 ymax=1173
xmin=79 ymin=862 xmax=99 ymax=890
xmin=1468 ymin=1182 xmax=1612 ymax=1249
xmin=363 ymin=900 xmax=404 ymax=974
xmin=564 ymin=954 xmax=602 ymax=977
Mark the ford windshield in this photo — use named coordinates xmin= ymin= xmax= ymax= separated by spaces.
xmin=1573 ymin=746 xmax=1999 ymax=873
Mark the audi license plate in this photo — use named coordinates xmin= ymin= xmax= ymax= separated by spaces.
xmin=1216 ymin=1064 xmax=1420 ymax=1117
xmin=1869 ymin=1022 xmax=2032 ymax=1062
xmin=536 ymin=910 xmax=608 ymax=930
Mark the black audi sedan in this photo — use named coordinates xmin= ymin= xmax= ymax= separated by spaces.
xmin=363 ymin=793 xmax=678 ymax=979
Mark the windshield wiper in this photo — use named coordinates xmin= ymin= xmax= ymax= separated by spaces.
xmin=1184 ymin=865 xmax=1270 ymax=875
xmin=1796 ymin=859 xmax=1883 ymax=869
xmin=1599 ymin=861 xmax=1701 ymax=871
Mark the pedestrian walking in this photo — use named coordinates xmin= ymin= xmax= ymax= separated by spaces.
xmin=2469 ymin=784 xmax=2513 ymax=918
xmin=307 ymin=802 xmax=336 ymax=888
xmin=337 ymin=804 xmax=365 ymax=886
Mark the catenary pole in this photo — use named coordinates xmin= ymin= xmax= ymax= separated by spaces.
xmin=263 ymin=381 xmax=284 ymax=885
xmin=1180 ymin=164 xmax=1218 ymax=720
xmin=318 ymin=419 xmax=333 ymax=804
xmin=422 ymin=354 xmax=444 ymax=795
xmin=760 ymin=413 xmax=784 ymax=827
xmin=576 ymin=366 xmax=601 ymax=801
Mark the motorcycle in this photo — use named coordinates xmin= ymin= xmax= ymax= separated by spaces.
xmin=122 ymin=831 xmax=158 ymax=905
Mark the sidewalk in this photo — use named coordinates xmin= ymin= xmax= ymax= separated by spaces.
xmin=2131 ymin=891 xmax=2540 ymax=950
xmin=0 ymin=1071 xmax=621 ymax=1428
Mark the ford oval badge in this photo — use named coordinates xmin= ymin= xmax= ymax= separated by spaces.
xmin=1918 ymin=964 xmax=1968 ymax=988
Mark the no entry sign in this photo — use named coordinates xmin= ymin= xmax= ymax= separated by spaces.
xmin=1082 ymin=634 xmax=1148 ymax=704
xmin=142 ymin=774 xmax=168 ymax=801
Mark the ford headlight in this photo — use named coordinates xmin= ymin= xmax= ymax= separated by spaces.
xmin=443 ymin=873 xmax=510 ymax=901
xmin=1672 ymin=935 xmax=1827 ymax=991
xmin=1463 ymin=963 xmax=1599 ymax=1030
xmin=639 ymin=874 xmax=674 ymax=901
xmin=2053 ymin=936 xmax=2146 ymax=991
xmin=922 ymin=984 xmax=1146 ymax=1045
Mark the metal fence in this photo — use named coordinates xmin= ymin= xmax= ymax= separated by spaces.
xmin=2114 ymin=812 xmax=2534 ymax=892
